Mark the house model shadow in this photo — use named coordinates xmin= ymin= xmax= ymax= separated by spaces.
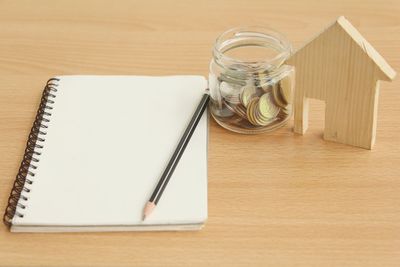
xmin=287 ymin=16 xmax=396 ymax=149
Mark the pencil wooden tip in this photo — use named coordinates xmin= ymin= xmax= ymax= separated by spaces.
xmin=142 ymin=201 xmax=156 ymax=221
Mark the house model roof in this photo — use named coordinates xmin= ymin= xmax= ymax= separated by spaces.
xmin=291 ymin=16 xmax=396 ymax=82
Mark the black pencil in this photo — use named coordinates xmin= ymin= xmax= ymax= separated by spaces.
xmin=142 ymin=91 xmax=210 ymax=220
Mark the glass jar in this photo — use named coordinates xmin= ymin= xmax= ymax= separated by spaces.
xmin=209 ymin=27 xmax=294 ymax=134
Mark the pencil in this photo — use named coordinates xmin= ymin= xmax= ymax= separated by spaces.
xmin=142 ymin=91 xmax=210 ymax=220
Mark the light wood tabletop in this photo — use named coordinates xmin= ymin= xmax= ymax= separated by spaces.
xmin=0 ymin=0 xmax=399 ymax=266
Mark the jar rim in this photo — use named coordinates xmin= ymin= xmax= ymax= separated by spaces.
xmin=213 ymin=26 xmax=292 ymax=71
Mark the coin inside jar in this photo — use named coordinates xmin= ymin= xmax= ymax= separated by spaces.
xmin=220 ymin=81 xmax=241 ymax=104
xmin=245 ymin=97 xmax=260 ymax=126
xmin=278 ymin=73 xmax=293 ymax=105
xmin=272 ymin=85 xmax=287 ymax=108
xmin=258 ymin=92 xmax=280 ymax=119
xmin=239 ymin=83 xmax=257 ymax=107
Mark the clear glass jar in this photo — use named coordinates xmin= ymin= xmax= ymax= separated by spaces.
xmin=209 ymin=27 xmax=294 ymax=134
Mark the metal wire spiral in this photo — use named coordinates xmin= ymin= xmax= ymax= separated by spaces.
xmin=3 ymin=78 xmax=59 ymax=227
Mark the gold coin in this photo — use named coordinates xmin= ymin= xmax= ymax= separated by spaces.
xmin=279 ymin=73 xmax=293 ymax=104
xmin=280 ymin=106 xmax=291 ymax=115
xmin=256 ymin=71 xmax=274 ymax=92
xmin=258 ymin=103 xmax=277 ymax=125
xmin=258 ymin=92 xmax=280 ymax=119
xmin=240 ymin=84 xmax=256 ymax=107
xmin=272 ymin=84 xmax=287 ymax=108
xmin=254 ymin=102 xmax=274 ymax=126
xmin=254 ymin=104 xmax=274 ymax=126
xmin=253 ymin=105 xmax=266 ymax=126
xmin=246 ymin=97 xmax=260 ymax=126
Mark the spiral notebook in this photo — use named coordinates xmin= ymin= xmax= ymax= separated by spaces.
xmin=3 ymin=75 xmax=208 ymax=232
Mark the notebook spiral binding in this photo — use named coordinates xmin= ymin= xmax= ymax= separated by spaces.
xmin=3 ymin=78 xmax=60 ymax=227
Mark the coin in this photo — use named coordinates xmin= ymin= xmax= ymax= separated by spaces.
xmin=233 ymin=104 xmax=248 ymax=119
xmin=279 ymin=73 xmax=293 ymax=104
xmin=220 ymin=81 xmax=241 ymax=104
xmin=253 ymin=106 xmax=269 ymax=126
xmin=251 ymin=94 xmax=279 ymax=126
xmin=240 ymin=84 xmax=257 ymax=107
xmin=246 ymin=97 xmax=260 ymax=126
xmin=224 ymin=100 xmax=246 ymax=119
xmin=255 ymin=104 xmax=275 ymax=126
xmin=280 ymin=106 xmax=291 ymax=115
xmin=258 ymin=92 xmax=280 ymax=119
xmin=272 ymin=84 xmax=287 ymax=108
xmin=220 ymin=81 xmax=235 ymax=96
xmin=256 ymin=71 xmax=274 ymax=92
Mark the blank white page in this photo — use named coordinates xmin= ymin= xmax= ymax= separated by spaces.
xmin=12 ymin=75 xmax=208 ymax=227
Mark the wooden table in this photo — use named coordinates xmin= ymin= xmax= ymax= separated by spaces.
xmin=1 ymin=0 xmax=399 ymax=266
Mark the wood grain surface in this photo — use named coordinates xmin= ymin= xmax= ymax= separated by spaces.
xmin=0 ymin=0 xmax=399 ymax=266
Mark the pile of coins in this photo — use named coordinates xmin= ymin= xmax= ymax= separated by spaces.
xmin=209 ymin=66 xmax=294 ymax=131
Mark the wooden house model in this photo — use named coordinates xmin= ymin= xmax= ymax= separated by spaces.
xmin=287 ymin=16 xmax=396 ymax=149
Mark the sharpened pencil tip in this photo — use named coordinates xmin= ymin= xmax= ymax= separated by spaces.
xmin=142 ymin=201 xmax=156 ymax=221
